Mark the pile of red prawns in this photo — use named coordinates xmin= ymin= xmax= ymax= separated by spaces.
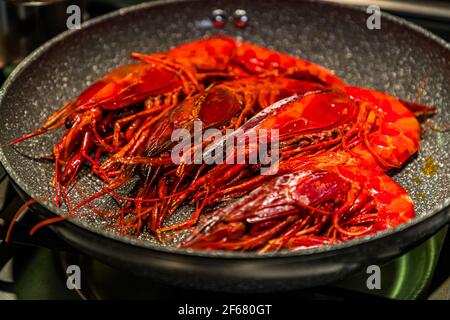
xmin=12 ymin=36 xmax=434 ymax=252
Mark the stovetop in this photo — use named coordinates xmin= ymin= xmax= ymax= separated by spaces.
xmin=0 ymin=0 xmax=450 ymax=300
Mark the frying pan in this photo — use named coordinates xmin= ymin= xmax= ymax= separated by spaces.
xmin=1 ymin=0 xmax=450 ymax=292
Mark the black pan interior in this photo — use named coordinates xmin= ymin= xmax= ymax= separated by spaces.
xmin=0 ymin=0 xmax=450 ymax=257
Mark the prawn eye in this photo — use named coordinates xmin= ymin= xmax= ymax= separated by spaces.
xmin=65 ymin=118 xmax=74 ymax=129
xmin=197 ymin=86 xmax=241 ymax=128
xmin=292 ymin=171 xmax=345 ymax=208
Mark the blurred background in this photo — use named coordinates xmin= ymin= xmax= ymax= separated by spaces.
xmin=1 ymin=0 xmax=450 ymax=78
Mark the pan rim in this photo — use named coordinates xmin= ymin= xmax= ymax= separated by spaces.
xmin=0 ymin=0 xmax=449 ymax=259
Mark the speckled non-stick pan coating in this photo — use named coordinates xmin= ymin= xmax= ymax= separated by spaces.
xmin=0 ymin=0 xmax=450 ymax=288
